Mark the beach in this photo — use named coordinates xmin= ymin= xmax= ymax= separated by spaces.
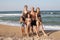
xmin=0 ymin=0 xmax=60 ymax=40
xmin=0 ymin=24 xmax=60 ymax=40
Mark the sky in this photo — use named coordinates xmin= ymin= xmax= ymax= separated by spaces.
xmin=0 ymin=0 xmax=60 ymax=11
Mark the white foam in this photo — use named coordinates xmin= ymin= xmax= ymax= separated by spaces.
xmin=0 ymin=21 xmax=20 ymax=27
xmin=43 ymin=25 xmax=60 ymax=30
xmin=0 ymin=14 xmax=22 ymax=17
xmin=0 ymin=14 xmax=60 ymax=17
xmin=42 ymin=15 xmax=60 ymax=17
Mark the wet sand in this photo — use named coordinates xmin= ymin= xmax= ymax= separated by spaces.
xmin=0 ymin=24 xmax=60 ymax=40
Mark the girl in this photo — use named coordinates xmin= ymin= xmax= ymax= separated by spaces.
xmin=36 ymin=7 xmax=48 ymax=37
xmin=25 ymin=13 xmax=31 ymax=37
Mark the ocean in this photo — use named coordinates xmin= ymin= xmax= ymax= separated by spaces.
xmin=0 ymin=11 xmax=60 ymax=30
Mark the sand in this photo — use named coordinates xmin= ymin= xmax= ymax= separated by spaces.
xmin=0 ymin=24 xmax=60 ymax=40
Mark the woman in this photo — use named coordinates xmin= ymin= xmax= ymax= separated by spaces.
xmin=36 ymin=7 xmax=41 ymax=34
xmin=36 ymin=7 xmax=48 ymax=37
xmin=20 ymin=5 xmax=28 ymax=36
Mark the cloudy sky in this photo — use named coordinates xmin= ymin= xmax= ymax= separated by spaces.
xmin=0 ymin=0 xmax=60 ymax=11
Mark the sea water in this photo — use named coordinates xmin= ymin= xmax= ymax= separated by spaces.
xmin=0 ymin=11 xmax=60 ymax=30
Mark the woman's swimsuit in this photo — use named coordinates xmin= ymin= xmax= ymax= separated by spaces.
xmin=22 ymin=12 xmax=28 ymax=21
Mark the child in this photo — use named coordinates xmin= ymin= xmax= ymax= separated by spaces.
xmin=25 ymin=13 xmax=31 ymax=37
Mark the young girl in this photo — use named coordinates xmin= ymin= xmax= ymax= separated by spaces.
xmin=25 ymin=13 xmax=31 ymax=37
